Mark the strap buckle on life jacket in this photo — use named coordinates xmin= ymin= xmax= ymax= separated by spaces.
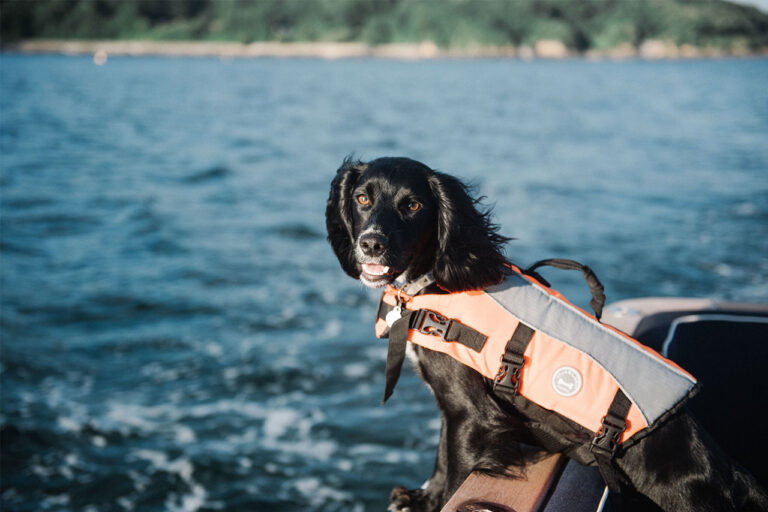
xmin=592 ymin=413 xmax=626 ymax=456
xmin=591 ymin=389 xmax=631 ymax=457
xmin=411 ymin=309 xmax=489 ymax=351
xmin=493 ymin=352 xmax=525 ymax=394
xmin=414 ymin=309 xmax=453 ymax=338
xmin=590 ymin=389 xmax=632 ymax=509
xmin=493 ymin=322 xmax=535 ymax=395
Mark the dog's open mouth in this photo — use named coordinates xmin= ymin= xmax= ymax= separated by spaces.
xmin=360 ymin=263 xmax=395 ymax=286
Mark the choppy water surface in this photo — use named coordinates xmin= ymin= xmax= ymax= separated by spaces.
xmin=1 ymin=55 xmax=767 ymax=511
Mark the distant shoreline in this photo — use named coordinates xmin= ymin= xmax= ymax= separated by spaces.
xmin=5 ymin=39 xmax=768 ymax=60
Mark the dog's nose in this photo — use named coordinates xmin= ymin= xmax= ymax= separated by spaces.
xmin=359 ymin=232 xmax=388 ymax=257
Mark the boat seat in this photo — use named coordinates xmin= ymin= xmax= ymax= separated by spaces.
xmin=661 ymin=314 xmax=768 ymax=487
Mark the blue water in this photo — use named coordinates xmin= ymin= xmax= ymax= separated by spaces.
xmin=1 ymin=54 xmax=767 ymax=511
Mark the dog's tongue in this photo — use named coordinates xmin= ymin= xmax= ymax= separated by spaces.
xmin=362 ymin=264 xmax=389 ymax=276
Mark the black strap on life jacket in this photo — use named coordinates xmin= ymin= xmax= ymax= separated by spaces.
xmin=383 ymin=310 xmax=414 ymax=404
xmin=382 ymin=308 xmax=488 ymax=404
xmin=590 ymin=388 xmax=632 ymax=510
xmin=493 ymin=322 xmax=535 ymax=394
xmin=524 ymin=258 xmax=606 ymax=321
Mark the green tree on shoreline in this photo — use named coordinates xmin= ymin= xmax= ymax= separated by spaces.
xmin=2 ymin=0 xmax=767 ymax=52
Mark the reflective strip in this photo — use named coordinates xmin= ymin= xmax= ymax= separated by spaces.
xmin=486 ymin=272 xmax=697 ymax=427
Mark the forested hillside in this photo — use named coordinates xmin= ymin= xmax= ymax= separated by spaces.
xmin=2 ymin=0 xmax=767 ymax=52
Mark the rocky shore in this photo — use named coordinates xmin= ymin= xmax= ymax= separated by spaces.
xmin=7 ymin=39 xmax=768 ymax=60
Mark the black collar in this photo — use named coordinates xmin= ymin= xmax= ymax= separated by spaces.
xmin=392 ymin=272 xmax=435 ymax=297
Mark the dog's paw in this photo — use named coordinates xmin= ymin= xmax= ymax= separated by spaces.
xmin=388 ymin=486 xmax=425 ymax=512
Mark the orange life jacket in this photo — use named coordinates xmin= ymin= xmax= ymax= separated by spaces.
xmin=374 ymin=261 xmax=698 ymax=460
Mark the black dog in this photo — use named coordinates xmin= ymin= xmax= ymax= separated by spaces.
xmin=326 ymin=156 xmax=768 ymax=512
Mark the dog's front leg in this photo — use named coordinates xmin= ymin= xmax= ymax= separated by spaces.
xmin=389 ymin=414 xmax=449 ymax=512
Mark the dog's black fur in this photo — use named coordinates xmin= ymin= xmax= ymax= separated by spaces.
xmin=326 ymin=156 xmax=768 ymax=512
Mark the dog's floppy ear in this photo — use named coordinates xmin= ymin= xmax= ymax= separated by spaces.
xmin=326 ymin=158 xmax=367 ymax=278
xmin=428 ymin=171 xmax=510 ymax=292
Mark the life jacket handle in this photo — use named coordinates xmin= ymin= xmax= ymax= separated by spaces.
xmin=523 ymin=258 xmax=606 ymax=321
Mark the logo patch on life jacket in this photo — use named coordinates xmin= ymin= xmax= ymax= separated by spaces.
xmin=552 ymin=366 xmax=582 ymax=397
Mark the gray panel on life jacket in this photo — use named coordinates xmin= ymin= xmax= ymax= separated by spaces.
xmin=485 ymin=273 xmax=697 ymax=427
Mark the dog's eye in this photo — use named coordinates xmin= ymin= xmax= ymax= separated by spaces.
xmin=408 ymin=201 xmax=422 ymax=212
xmin=356 ymin=194 xmax=370 ymax=206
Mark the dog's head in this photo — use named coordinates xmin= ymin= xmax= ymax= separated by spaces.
xmin=326 ymin=156 xmax=509 ymax=292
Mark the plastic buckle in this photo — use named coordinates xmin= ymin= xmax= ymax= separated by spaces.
xmin=592 ymin=414 xmax=626 ymax=456
xmin=493 ymin=353 xmax=525 ymax=394
xmin=416 ymin=310 xmax=452 ymax=338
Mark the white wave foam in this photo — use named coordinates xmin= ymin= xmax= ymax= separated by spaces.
xmin=260 ymin=409 xmax=337 ymax=462
xmin=174 ymin=423 xmax=196 ymax=443
xmin=350 ymin=443 xmax=421 ymax=464
xmin=715 ymin=263 xmax=734 ymax=277
xmin=106 ymin=403 xmax=164 ymax=431
xmin=383 ymin=450 xmax=420 ymax=464
xmin=323 ymin=318 xmax=342 ymax=337
xmin=336 ymin=459 xmax=354 ymax=471
xmin=99 ymin=398 xmax=267 ymax=438
xmin=184 ymin=399 xmax=267 ymax=419
xmin=166 ymin=483 xmax=206 ymax=512
xmin=204 ymin=342 xmax=223 ymax=357
xmin=734 ymin=202 xmax=758 ymax=217
xmin=223 ymin=426 xmax=258 ymax=446
xmin=128 ymin=469 xmax=151 ymax=493
xmin=57 ymin=416 xmax=82 ymax=432
xmin=132 ymin=449 xmax=168 ymax=467
xmin=117 ymin=496 xmax=134 ymax=510
xmin=132 ymin=450 xmax=208 ymax=512
xmin=263 ymin=408 xmax=301 ymax=439
xmin=343 ymin=362 xmax=369 ymax=379
xmin=270 ymin=438 xmax=337 ymax=461
xmin=42 ymin=494 xmax=69 ymax=507
xmin=291 ymin=477 xmax=352 ymax=506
